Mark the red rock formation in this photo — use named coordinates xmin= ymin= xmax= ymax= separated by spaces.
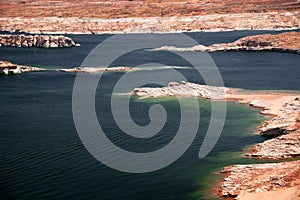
xmin=1 ymin=0 xmax=299 ymax=18
xmin=226 ymin=31 xmax=300 ymax=53
xmin=0 ymin=0 xmax=299 ymax=33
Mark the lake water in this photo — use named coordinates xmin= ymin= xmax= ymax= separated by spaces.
xmin=0 ymin=30 xmax=299 ymax=200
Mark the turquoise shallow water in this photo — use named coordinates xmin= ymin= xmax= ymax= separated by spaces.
xmin=0 ymin=30 xmax=300 ymax=200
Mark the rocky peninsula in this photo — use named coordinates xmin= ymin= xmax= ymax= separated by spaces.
xmin=0 ymin=61 xmax=44 ymax=75
xmin=0 ymin=34 xmax=78 ymax=48
xmin=154 ymin=32 xmax=300 ymax=53
xmin=0 ymin=0 xmax=299 ymax=34
xmin=132 ymin=81 xmax=300 ymax=199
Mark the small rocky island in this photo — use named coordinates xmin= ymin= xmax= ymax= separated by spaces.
xmin=60 ymin=66 xmax=138 ymax=73
xmin=132 ymin=81 xmax=230 ymax=99
xmin=132 ymin=81 xmax=300 ymax=200
xmin=0 ymin=61 xmax=44 ymax=75
xmin=154 ymin=32 xmax=300 ymax=54
xmin=0 ymin=34 xmax=78 ymax=48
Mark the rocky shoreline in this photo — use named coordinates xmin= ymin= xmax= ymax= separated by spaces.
xmin=154 ymin=32 xmax=300 ymax=54
xmin=133 ymin=82 xmax=300 ymax=160
xmin=254 ymin=98 xmax=299 ymax=136
xmin=0 ymin=34 xmax=78 ymax=48
xmin=218 ymin=160 xmax=300 ymax=199
xmin=245 ymin=130 xmax=300 ymax=159
xmin=132 ymin=81 xmax=300 ymax=199
xmin=0 ymin=61 xmax=44 ymax=75
xmin=244 ymin=101 xmax=300 ymax=159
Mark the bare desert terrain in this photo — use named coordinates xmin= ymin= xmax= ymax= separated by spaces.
xmin=0 ymin=0 xmax=299 ymax=33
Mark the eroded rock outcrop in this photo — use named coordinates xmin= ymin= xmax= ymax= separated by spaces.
xmin=0 ymin=34 xmax=78 ymax=48
xmin=219 ymin=160 xmax=300 ymax=199
xmin=0 ymin=61 xmax=44 ymax=75
xmin=210 ymin=31 xmax=300 ymax=53
xmin=246 ymin=130 xmax=300 ymax=159
xmin=132 ymin=81 xmax=230 ymax=100
xmin=257 ymin=98 xmax=300 ymax=136
xmin=245 ymin=102 xmax=300 ymax=159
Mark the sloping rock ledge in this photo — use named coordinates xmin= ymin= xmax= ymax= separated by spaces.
xmin=246 ymin=130 xmax=300 ymax=159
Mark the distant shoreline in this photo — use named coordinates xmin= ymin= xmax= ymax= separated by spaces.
xmin=1 ymin=26 xmax=300 ymax=35
xmin=1 ymin=10 xmax=299 ymax=34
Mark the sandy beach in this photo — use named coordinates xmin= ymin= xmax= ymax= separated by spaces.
xmin=226 ymin=89 xmax=300 ymax=116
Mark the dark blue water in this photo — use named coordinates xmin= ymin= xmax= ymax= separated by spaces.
xmin=0 ymin=30 xmax=299 ymax=200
